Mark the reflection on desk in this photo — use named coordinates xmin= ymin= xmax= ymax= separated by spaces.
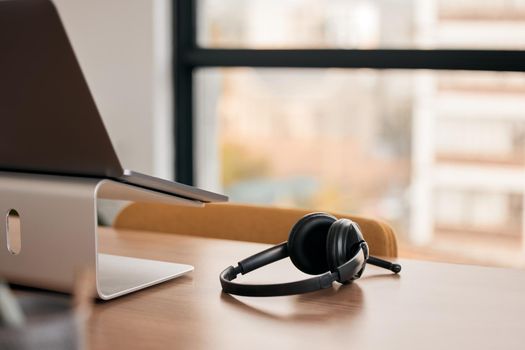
xmin=91 ymin=227 xmax=525 ymax=350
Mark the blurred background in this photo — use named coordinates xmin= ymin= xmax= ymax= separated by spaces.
xmin=55 ymin=0 xmax=525 ymax=268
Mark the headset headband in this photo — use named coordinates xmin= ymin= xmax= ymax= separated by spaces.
xmin=219 ymin=242 xmax=368 ymax=297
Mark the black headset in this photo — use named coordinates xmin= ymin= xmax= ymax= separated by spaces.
xmin=220 ymin=212 xmax=401 ymax=297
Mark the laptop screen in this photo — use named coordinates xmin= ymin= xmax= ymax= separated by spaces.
xmin=0 ymin=0 xmax=124 ymax=178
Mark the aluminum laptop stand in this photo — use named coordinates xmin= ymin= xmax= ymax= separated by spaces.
xmin=0 ymin=171 xmax=199 ymax=300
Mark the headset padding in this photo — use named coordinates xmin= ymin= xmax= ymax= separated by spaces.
xmin=287 ymin=213 xmax=336 ymax=275
xmin=326 ymin=219 xmax=364 ymax=272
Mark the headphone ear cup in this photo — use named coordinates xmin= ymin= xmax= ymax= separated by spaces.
xmin=326 ymin=219 xmax=364 ymax=272
xmin=287 ymin=213 xmax=336 ymax=275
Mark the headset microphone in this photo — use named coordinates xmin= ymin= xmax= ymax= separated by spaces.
xmin=367 ymin=256 xmax=402 ymax=273
xmin=220 ymin=212 xmax=402 ymax=297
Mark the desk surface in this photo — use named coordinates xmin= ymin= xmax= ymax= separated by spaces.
xmin=92 ymin=227 xmax=525 ymax=349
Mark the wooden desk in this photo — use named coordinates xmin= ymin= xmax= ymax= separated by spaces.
xmin=91 ymin=227 xmax=525 ymax=349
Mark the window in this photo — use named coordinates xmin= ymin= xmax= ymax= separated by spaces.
xmin=174 ymin=0 xmax=525 ymax=268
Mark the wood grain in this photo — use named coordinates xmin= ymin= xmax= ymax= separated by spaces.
xmin=89 ymin=227 xmax=525 ymax=350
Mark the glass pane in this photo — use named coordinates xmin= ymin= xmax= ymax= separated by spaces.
xmin=197 ymin=0 xmax=525 ymax=49
xmin=195 ymin=67 xmax=525 ymax=268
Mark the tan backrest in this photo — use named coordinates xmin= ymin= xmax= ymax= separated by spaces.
xmin=114 ymin=202 xmax=398 ymax=257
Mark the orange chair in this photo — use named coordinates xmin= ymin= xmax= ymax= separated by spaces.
xmin=114 ymin=202 xmax=398 ymax=258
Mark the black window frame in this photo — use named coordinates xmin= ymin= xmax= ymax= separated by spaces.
xmin=173 ymin=0 xmax=525 ymax=185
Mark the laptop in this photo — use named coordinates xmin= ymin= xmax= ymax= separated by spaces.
xmin=0 ymin=0 xmax=227 ymax=203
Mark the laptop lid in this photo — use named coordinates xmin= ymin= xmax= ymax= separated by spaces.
xmin=0 ymin=0 xmax=124 ymax=178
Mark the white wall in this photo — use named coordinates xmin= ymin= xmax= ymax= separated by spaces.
xmin=52 ymin=0 xmax=173 ymax=180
